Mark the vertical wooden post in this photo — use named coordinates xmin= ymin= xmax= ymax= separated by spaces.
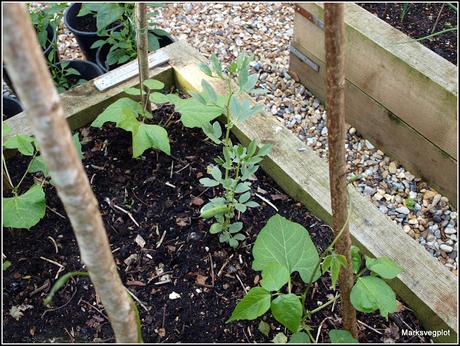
xmin=324 ymin=3 xmax=359 ymax=338
xmin=2 ymin=4 xmax=138 ymax=343
xmin=135 ymin=3 xmax=151 ymax=113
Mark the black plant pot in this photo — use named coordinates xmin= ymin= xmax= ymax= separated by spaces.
xmin=3 ymin=24 xmax=58 ymax=94
xmin=64 ymin=3 xmax=122 ymax=62
xmin=51 ymin=60 xmax=104 ymax=91
xmin=2 ymin=95 xmax=23 ymax=120
xmin=95 ymin=33 xmax=175 ymax=73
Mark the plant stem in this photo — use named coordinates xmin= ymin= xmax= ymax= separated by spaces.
xmin=301 ymin=194 xmax=351 ymax=310
xmin=222 ymin=76 xmax=234 ymax=231
xmin=2 ymin=155 xmax=14 ymax=192
xmin=14 ymin=151 xmax=38 ymax=191
xmin=307 ymin=293 xmax=340 ymax=316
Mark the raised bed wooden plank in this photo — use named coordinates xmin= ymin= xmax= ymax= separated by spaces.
xmin=292 ymin=3 xmax=457 ymax=159
xmin=168 ymin=41 xmax=457 ymax=341
xmin=4 ymin=59 xmax=174 ymax=139
xmin=289 ymin=46 xmax=458 ymax=205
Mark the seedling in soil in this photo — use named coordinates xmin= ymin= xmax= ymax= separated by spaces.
xmin=49 ymin=61 xmax=87 ymax=93
xmin=2 ymin=121 xmax=82 ymax=229
xmin=227 ymin=211 xmax=402 ymax=342
xmin=81 ymin=3 xmax=167 ymax=66
xmin=91 ymin=79 xmax=170 ymax=158
xmin=153 ymin=53 xmax=270 ymax=247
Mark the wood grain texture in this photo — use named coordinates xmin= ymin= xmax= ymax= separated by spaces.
xmin=293 ymin=3 xmax=457 ymax=159
xmin=289 ymin=47 xmax=458 ymax=205
xmin=169 ymin=41 xmax=457 ymax=341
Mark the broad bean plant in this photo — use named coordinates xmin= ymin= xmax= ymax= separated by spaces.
xmin=227 ymin=213 xmax=402 ymax=343
xmin=153 ymin=53 xmax=270 ymax=247
xmin=2 ymin=122 xmax=82 ymax=229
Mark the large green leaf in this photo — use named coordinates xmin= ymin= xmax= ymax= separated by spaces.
xmin=96 ymin=4 xmax=124 ymax=31
xmin=271 ymin=294 xmax=303 ymax=333
xmin=3 ymin=134 xmax=35 ymax=156
xmin=226 ymin=287 xmax=271 ymax=322
xmin=3 ymin=184 xmax=46 ymax=229
xmin=328 ymin=330 xmax=359 ymax=343
xmin=173 ymin=98 xmax=223 ymax=129
xmin=365 ymin=256 xmax=402 ymax=279
xmin=91 ymin=98 xmax=142 ymax=128
xmin=260 ymin=263 xmax=289 ymax=292
xmin=132 ymin=123 xmax=170 ymax=158
xmin=350 ymin=276 xmax=397 ymax=319
xmin=252 ymin=214 xmax=320 ymax=283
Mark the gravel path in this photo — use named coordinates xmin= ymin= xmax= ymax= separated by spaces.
xmin=6 ymin=3 xmax=458 ymax=273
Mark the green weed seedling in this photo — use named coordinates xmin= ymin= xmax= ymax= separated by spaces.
xmin=226 ymin=213 xmax=402 ymax=343
xmin=2 ymin=122 xmax=82 ymax=229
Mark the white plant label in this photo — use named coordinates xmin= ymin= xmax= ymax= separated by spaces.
xmin=93 ymin=50 xmax=170 ymax=91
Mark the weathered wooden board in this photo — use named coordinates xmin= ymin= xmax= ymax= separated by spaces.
xmin=169 ymin=41 xmax=457 ymax=341
xmin=290 ymin=3 xmax=458 ymax=204
xmin=289 ymin=47 xmax=458 ymax=206
xmin=5 ymin=62 xmax=174 ymax=139
xmin=292 ymin=3 xmax=457 ymax=158
xmin=3 ymin=40 xmax=457 ymax=342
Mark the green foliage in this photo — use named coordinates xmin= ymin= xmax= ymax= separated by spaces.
xmin=151 ymin=53 xmax=269 ymax=247
xmin=2 ymin=123 xmax=83 ymax=229
xmin=289 ymin=331 xmax=310 ymax=343
xmin=258 ymin=320 xmax=270 ymax=336
xmin=404 ymin=197 xmax=416 ymax=210
xmin=272 ymin=332 xmax=288 ymax=344
xmin=91 ymin=79 xmax=170 ymax=157
xmin=226 ymin=287 xmax=271 ymax=322
xmin=252 ymin=214 xmax=320 ymax=283
xmin=83 ymin=3 xmax=165 ymax=67
xmin=227 ymin=215 xmax=319 ymax=334
xmin=27 ymin=3 xmax=66 ymax=63
xmin=3 ymin=134 xmax=35 ymax=156
xmin=322 ymin=253 xmax=347 ymax=290
xmin=43 ymin=271 xmax=90 ymax=305
xmin=227 ymin=212 xmax=402 ymax=341
xmin=365 ymin=256 xmax=402 ymax=279
xmin=271 ymin=294 xmax=303 ymax=333
xmin=49 ymin=61 xmax=86 ymax=93
xmin=350 ymin=245 xmax=361 ymax=274
xmin=350 ymin=276 xmax=397 ymax=319
xmin=3 ymin=184 xmax=46 ymax=229
xmin=3 ymin=260 xmax=12 ymax=271
xmin=329 ymin=329 xmax=359 ymax=343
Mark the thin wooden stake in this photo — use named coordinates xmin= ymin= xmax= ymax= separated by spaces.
xmin=135 ymin=3 xmax=152 ymax=113
xmin=324 ymin=3 xmax=359 ymax=339
xmin=2 ymin=4 xmax=138 ymax=343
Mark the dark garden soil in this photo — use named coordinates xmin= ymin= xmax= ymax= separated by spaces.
xmin=72 ymin=13 xmax=98 ymax=33
xmin=3 ymin=103 xmax=428 ymax=343
xmin=359 ymin=2 xmax=457 ymax=65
